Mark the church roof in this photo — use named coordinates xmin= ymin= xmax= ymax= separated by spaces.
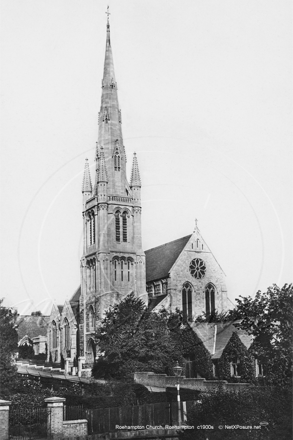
xmin=70 ymin=286 xmax=81 ymax=303
xmin=145 ymin=235 xmax=191 ymax=282
xmin=16 ymin=315 xmax=49 ymax=341
xmin=191 ymin=322 xmax=253 ymax=359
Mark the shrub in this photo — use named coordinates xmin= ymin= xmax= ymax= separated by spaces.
xmin=180 ymin=386 xmax=292 ymax=440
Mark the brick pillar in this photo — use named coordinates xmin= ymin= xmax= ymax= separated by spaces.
xmin=45 ymin=397 xmax=65 ymax=439
xmin=0 ymin=400 xmax=11 ymax=440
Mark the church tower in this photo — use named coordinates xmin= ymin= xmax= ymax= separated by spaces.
xmin=79 ymin=14 xmax=147 ymax=364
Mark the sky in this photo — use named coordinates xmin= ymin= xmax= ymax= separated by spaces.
xmin=1 ymin=0 xmax=292 ymax=315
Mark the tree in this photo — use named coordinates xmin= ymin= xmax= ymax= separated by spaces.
xmin=31 ymin=311 xmax=42 ymax=316
xmin=0 ymin=299 xmax=18 ymax=398
xmin=93 ymin=293 xmax=182 ymax=379
xmin=181 ymin=386 xmax=292 ymax=440
xmin=217 ymin=332 xmax=254 ymax=383
xmin=167 ymin=310 xmax=214 ymax=379
xmin=231 ymin=284 xmax=293 ymax=385
xmin=18 ymin=340 xmax=35 ymax=359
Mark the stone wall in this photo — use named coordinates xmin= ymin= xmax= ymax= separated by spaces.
xmin=63 ymin=420 xmax=88 ymax=438
xmin=169 ymin=232 xmax=228 ymax=317
xmin=0 ymin=400 xmax=11 ymax=440
xmin=134 ymin=372 xmax=250 ymax=392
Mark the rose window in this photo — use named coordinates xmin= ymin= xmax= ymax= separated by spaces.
xmin=189 ymin=258 xmax=206 ymax=279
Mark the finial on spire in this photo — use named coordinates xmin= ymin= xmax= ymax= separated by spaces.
xmin=193 ymin=218 xmax=198 ymax=232
xmin=105 ymin=5 xmax=110 ymax=26
xmin=130 ymin=152 xmax=141 ymax=188
xmin=82 ymin=158 xmax=92 ymax=193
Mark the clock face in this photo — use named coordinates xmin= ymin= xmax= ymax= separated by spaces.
xmin=189 ymin=258 xmax=206 ymax=279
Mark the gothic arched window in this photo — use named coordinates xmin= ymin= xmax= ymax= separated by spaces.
xmin=127 ymin=260 xmax=130 ymax=281
xmin=115 ymin=211 xmax=120 ymax=242
xmin=114 ymin=153 xmax=121 ymax=171
xmin=122 ymin=211 xmax=127 ymax=242
xmin=114 ymin=259 xmax=117 ymax=281
xmin=121 ymin=260 xmax=124 ymax=281
xmin=182 ymin=282 xmax=193 ymax=322
xmin=89 ymin=217 xmax=92 ymax=245
xmin=64 ymin=318 xmax=70 ymax=350
xmin=205 ymin=283 xmax=216 ymax=317
xmin=92 ymin=214 xmax=95 ymax=244
xmin=52 ymin=321 xmax=57 ymax=348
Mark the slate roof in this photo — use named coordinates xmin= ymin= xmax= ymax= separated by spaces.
xmin=70 ymin=286 xmax=81 ymax=303
xmin=191 ymin=322 xmax=253 ymax=359
xmin=145 ymin=235 xmax=191 ymax=282
xmin=16 ymin=315 xmax=50 ymax=341
xmin=148 ymin=294 xmax=168 ymax=311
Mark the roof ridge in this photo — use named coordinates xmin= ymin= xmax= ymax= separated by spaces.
xmin=145 ymin=234 xmax=192 ymax=253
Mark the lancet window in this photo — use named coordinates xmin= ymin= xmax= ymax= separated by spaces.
xmin=88 ymin=211 xmax=95 ymax=246
xmin=114 ymin=153 xmax=121 ymax=171
xmin=182 ymin=282 xmax=193 ymax=322
xmin=64 ymin=318 xmax=70 ymax=350
xmin=115 ymin=211 xmax=121 ymax=241
xmin=52 ymin=321 xmax=57 ymax=348
xmin=122 ymin=211 xmax=127 ymax=242
xmin=205 ymin=283 xmax=216 ymax=317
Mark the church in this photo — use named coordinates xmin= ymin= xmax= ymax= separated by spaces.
xmin=47 ymin=14 xmax=229 ymax=374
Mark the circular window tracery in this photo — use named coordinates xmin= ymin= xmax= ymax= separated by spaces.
xmin=189 ymin=258 xmax=206 ymax=279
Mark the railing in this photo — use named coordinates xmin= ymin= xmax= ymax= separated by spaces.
xmin=108 ymin=196 xmax=133 ymax=203
xmin=9 ymin=405 xmax=50 ymax=439
xmin=64 ymin=404 xmax=85 ymax=421
xmin=64 ymin=401 xmax=196 ymax=435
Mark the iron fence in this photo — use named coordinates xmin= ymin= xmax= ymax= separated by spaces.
xmin=64 ymin=401 xmax=196 ymax=435
xmin=9 ymin=405 xmax=50 ymax=439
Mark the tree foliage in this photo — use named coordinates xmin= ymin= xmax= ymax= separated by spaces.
xmin=93 ymin=295 xmax=215 ymax=381
xmin=18 ymin=341 xmax=35 ymax=359
xmin=218 ymin=332 xmax=254 ymax=383
xmin=0 ymin=299 xmax=18 ymax=398
xmin=181 ymin=386 xmax=292 ymax=440
xmin=231 ymin=284 xmax=293 ymax=385
xmin=93 ymin=294 xmax=183 ymax=379
xmin=168 ymin=313 xmax=214 ymax=379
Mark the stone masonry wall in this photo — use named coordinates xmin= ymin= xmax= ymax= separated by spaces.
xmin=62 ymin=420 xmax=88 ymax=438
xmin=169 ymin=234 xmax=228 ymax=317
xmin=134 ymin=372 xmax=249 ymax=393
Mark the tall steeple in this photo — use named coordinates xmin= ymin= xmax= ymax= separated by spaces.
xmin=79 ymin=11 xmax=147 ymax=364
xmin=97 ymin=12 xmax=127 ymax=196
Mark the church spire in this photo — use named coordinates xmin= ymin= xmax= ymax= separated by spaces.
xmin=102 ymin=7 xmax=115 ymax=87
xmin=82 ymin=159 xmax=92 ymax=193
xmin=97 ymin=9 xmax=127 ymax=196
xmin=130 ymin=153 xmax=141 ymax=187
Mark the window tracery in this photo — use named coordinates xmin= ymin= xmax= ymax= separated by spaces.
xmin=205 ymin=283 xmax=216 ymax=317
xmin=182 ymin=282 xmax=193 ymax=322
